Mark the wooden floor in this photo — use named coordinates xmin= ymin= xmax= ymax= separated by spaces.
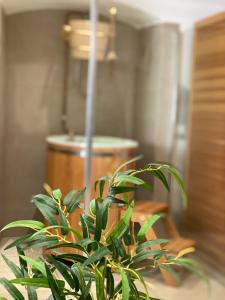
xmin=0 ymin=238 xmax=225 ymax=299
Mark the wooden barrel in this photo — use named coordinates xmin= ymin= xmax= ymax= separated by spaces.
xmin=46 ymin=135 xmax=138 ymax=238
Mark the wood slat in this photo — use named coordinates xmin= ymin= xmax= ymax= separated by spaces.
xmin=186 ymin=11 xmax=225 ymax=275
xmin=193 ymin=78 xmax=225 ymax=91
xmin=196 ymin=35 xmax=225 ymax=56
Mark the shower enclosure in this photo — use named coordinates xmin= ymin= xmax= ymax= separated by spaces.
xmin=0 ymin=5 xmax=181 ymax=231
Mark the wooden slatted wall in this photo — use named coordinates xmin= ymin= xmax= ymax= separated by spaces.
xmin=186 ymin=12 xmax=225 ymax=274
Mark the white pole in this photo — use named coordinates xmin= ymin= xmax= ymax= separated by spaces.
xmin=84 ymin=0 xmax=98 ymax=213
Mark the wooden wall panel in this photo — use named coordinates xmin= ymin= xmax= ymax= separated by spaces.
xmin=186 ymin=12 xmax=225 ymax=274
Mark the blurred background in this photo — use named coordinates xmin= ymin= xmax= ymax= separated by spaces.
xmin=0 ymin=0 xmax=225 ymax=298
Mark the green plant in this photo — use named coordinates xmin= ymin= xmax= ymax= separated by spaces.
xmin=0 ymin=161 xmax=206 ymax=300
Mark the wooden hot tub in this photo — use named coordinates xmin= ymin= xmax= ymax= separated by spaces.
xmin=46 ymin=135 xmax=139 ymax=236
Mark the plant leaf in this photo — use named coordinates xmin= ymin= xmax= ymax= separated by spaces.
xmin=31 ymin=200 xmax=58 ymax=225
xmin=45 ymin=263 xmax=65 ymax=300
xmin=32 ymin=194 xmax=58 ymax=213
xmin=120 ymin=270 xmax=130 ymax=300
xmin=136 ymin=239 xmax=169 ymax=253
xmin=114 ymin=174 xmax=145 ymax=185
xmin=55 ymin=254 xmax=87 ymax=264
xmin=109 ymin=186 xmax=137 ymax=195
xmin=0 ymin=278 xmax=25 ymax=300
xmin=27 ymin=286 xmax=38 ymax=300
xmin=52 ymin=189 xmax=62 ymax=201
xmin=106 ymin=267 xmax=114 ymax=298
xmin=47 ymin=256 xmax=79 ymax=291
xmin=1 ymin=220 xmax=45 ymax=232
xmin=83 ymin=247 xmax=110 ymax=267
xmin=58 ymin=210 xmax=69 ymax=235
xmin=1 ymin=255 xmax=23 ymax=278
xmin=159 ymin=264 xmax=181 ymax=284
xmin=112 ymin=155 xmax=143 ymax=178
xmin=67 ymin=188 xmax=86 ymax=214
xmin=22 ymin=236 xmax=59 ymax=249
xmin=160 ymin=164 xmax=187 ymax=208
xmin=11 ymin=278 xmax=64 ymax=290
xmin=133 ymin=250 xmax=167 ymax=263
xmin=95 ymin=267 xmax=105 ymax=300
xmin=106 ymin=202 xmax=133 ymax=243
xmin=19 ymin=255 xmax=46 ymax=276
xmin=4 ymin=234 xmax=33 ymax=250
xmin=151 ymin=169 xmax=170 ymax=191
xmin=136 ymin=214 xmax=161 ymax=242
xmin=62 ymin=190 xmax=76 ymax=206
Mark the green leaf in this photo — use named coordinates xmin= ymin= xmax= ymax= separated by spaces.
xmin=114 ymin=174 xmax=145 ymax=185
xmin=55 ymin=254 xmax=87 ymax=264
xmin=80 ymin=214 xmax=89 ymax=239
xmin=48 ymin=256 xmax=79 ymax=291
xmin=106 ymin=202 xmax=133 ymax=243
xmin=174 ymin=257 xmax=208 ymax=283
xmin=136 ymin=239 xmax=169 ymax=253
xmin=52 ymin=189 xmax=62 ymax=201
xmin=120 ymin=270 xmax=130 ymax=300
xmin=45 ymin=263 xmax=65 ymax=300
xmin=136 ymin=214 xmax=161 ymax=242
xmin=32 ymin=194 xmax=58 ymax=213
xmin=27 ymin=286 xmax=38 ymax=300
xmin=94 ymin=198 xmax=110 ymax=241
xmin=94 ymin=176 xmax=110 ymax=192
xmin=160 ymin=164 xmax=187 ymax=208
xmin=1 ymin=220 xmax=45 ymax=232
xmin=133 ymin=250 xmax=167 ymax=263
xmin=95 ymin=267 xmax=105 ymax=300
xmin=109 ymin=186 xmax=137 ymax=195
xmin=83 ymin=247 xmax=110 ymax=267
xmin=62 ymin=190 xmax=76 ymax=206
xmin=82 ymin=279 xmax=92 ymax=299
xmin=47 ymin=242 xmax=84 ymax=252
xmin=151 ymin=169 xmax=170 ymax=191
xmin=106 ymin=267 xmax=114 ymax=298
xmin=67 ymin=188 xmax=86 ymax=214
xmin=1 ymin=255 xmax=23 ymax=278
xmin=99 ymin=180 xmax=106 ymax=197
xmin=112 ymin=155 xmax=143 ymax=178
xmin=4 ymin=234 xmax=33 ymax=250
xmin=11 ymin=278 xmax=65 ymax=290
xmin=32 ymin=225 xmax=82 ymax=241
xmin=123 ymin=227 xmax=132 ymax=246
xmin=0 ymin=278 xmax=25 ymax=300
xmin=159 ymin=264 xmax=181 ymax=284
xmin=58 ymin=210 xmax=68 ymax=235
xmin=21 ymin=236 xmax=59 ymax=249
xmin=19 ymin=255 xmax=46 ymax=276
xmin=106 ymin=196 xmax=126 ymax=205
xmin=16 ymin=247 xmax=28 ymax=274
xmin=31 ymin=199 xmax=58 ymax=225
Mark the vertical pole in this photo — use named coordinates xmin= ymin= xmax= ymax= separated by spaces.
xmin=84 ymin=0 xmax=98 ymax=213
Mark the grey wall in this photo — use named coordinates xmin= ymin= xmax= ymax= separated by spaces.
xmin=170 ymin=28 xmax=194 ymax=219
xmin=0 ymin=7 xmax=5 ymax=229
xmin=134 ymin=24 xmax=181 ymax=202
xmin=1 ymin=10 xmax=138 ymax=232
xmin=66 ymin=23 xmax=138 ymax=138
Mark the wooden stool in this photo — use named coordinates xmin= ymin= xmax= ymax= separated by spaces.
xmin=130 ymin=200 xmax=196 ymax=286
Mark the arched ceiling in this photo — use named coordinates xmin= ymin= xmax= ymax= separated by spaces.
xmin=0 ymin=0 xmax=225 ymax=30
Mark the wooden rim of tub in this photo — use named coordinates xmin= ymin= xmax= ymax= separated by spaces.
xmin=46 ymin=135 xmax=139 ymax=157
